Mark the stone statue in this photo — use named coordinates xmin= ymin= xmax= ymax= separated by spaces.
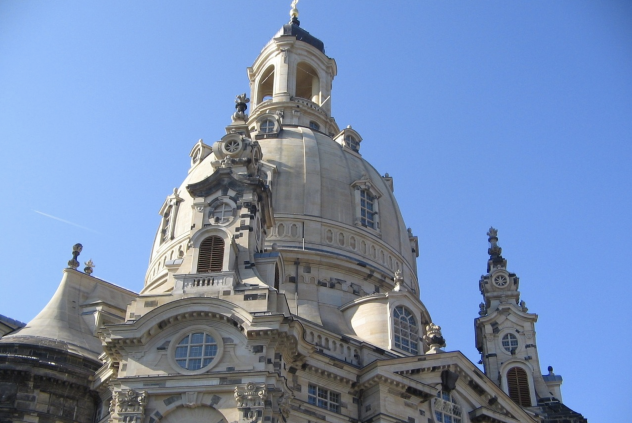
xmin=393 ymin=269 xmax=404 ymax=292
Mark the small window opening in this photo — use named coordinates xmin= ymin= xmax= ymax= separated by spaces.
xmin=345 ymin=135 xmax=359 ymax=152
xmin=360 ymin=190 xmax=376 ymax=229
xmin=309 ymin=121 xmax=320 ymax=131
xmin=261 ymin=119 xmax=275 ymax=133
xmin=308 ymin=384 xmax=340 ymax=413
xmin=296 ymin=62 xmax=320 ymax=103
xmin=258 ymin=65 xmax=275 ymax=104
xmin=198 ymin=236 xmax=224 ymax=273
xmin=274 ymin=264 xmax=280 ymax=290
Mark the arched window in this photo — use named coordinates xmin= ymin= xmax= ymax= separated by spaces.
xmin=257 ymin=65 xmax=275 ymax=103
xmin=393 ymin=306 xmax=419 ymax=354
xmin=434 ymin=391 xmax=462 ymax=423
xmin=260 ymin=119 xmax=275 ymax=133
xmin=296 ymin=62 xmax=320 ymax=103
xmin=507 ymin=367 xmax=531 ymax=406
xmin=197 ymin=236 xmax=224 ymax=273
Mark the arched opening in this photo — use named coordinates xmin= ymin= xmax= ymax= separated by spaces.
xmin=160 ymin=206 xmax=172 ymax=244
xmin=257 ymin=65 xmax=275 ymax=104
xmin=507 ymin=366 xmax=532 ymax=406
xmin=197 ymin=236 xmax=224 ymax=273
xmin=296 ymin=62 xmax=320 ymax=103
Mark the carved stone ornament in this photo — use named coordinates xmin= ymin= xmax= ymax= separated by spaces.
xmin=478 ymin=302 xmax=487 ymax=316
xmin=113 ymin=389 xmax=147 ymax=423
xmin=235 ymin=382 xmax=267 ymax=408
xmin=235 ymin=383 xmax=267 ymax=423
xmin=423 ymin=323 xmax=446 ymax=354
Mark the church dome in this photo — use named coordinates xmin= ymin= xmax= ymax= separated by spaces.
xmin=142 ymin=17 xmax=423 ymax=338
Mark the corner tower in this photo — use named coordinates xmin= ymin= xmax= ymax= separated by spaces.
xmin=475 ymin=228 xmax=586 ymax=422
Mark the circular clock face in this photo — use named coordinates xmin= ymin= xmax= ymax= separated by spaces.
xmin=223 ymin=139 xmax=242 ymax=155
xmin=493 ymin=274 xmax=509 ymax=287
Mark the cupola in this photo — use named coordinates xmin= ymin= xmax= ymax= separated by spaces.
xmin=247 ymin=2 xmax=338 ymax=135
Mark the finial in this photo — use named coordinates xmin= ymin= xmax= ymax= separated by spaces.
xmin=290 ymin=0 xmax=300 ymax=25
xmin=548 ymin=366 xmax=554 ymax=374
xmin=84 ymin=259 xmax=95 ymax=275
xmin=232 ymin=93 xmax=250 ymax=122
xmin=487 ymin=226 xmax=502 ymax=258
xmin=423 ymin=323 xmax=446 ymax=354
xmin=67 ymin=243 xmax=83 ymax=270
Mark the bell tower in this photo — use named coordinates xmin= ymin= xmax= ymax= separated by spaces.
xmin=475 ymin=228 xmax=564 ymax=409
xmin=246 ymin=1 xmax=338 ymax=135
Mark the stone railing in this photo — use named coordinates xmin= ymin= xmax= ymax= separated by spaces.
xmin=291 ymin=96 xmax=324 ymax=114
xmin=173 ymin=272 xmax=237 ymax=294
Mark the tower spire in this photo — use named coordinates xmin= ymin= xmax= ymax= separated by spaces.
xmin=486 ymin=226 xmax=507 ymax=272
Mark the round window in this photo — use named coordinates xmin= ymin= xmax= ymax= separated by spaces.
xmin=168 ymin=326 xmax=224 ymax=374
xmin=502 ymin=333 xmax=519 ymax=353
xmin=210 ymin=202 xmax=234 ymax=225
xmin=174 ymin=331 xmax=218 ymax=370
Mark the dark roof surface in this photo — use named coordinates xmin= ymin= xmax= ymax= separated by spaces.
xmin=277 ymin=19 xmax=325 ymax=54
xmin=0 ymin=314 xmax=25 ymax=330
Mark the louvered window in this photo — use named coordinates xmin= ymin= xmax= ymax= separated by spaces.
xmin=507 ymin=367 xmax=531 ymax=406
xmin=197 ymin=236 xmax=224 ymax=273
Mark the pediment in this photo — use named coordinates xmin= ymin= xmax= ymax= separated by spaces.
xmin=187 ymin=168 xmax=264 ymax=199
xmin=358 ymin=353 xmax=536 ymax=423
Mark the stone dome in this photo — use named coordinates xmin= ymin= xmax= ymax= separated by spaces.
xmin=142 ymin=19 xmax=423 ymax=338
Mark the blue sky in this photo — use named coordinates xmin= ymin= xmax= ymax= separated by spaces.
xmin=1 ymin=1 xmax=631 ymax=420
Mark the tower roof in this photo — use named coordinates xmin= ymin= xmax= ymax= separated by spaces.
xmin=274 ymin=19 xmax=325 ymax=54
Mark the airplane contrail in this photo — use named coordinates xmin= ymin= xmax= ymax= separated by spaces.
xmin=33 ymin=210 xmax=101 ymax=234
